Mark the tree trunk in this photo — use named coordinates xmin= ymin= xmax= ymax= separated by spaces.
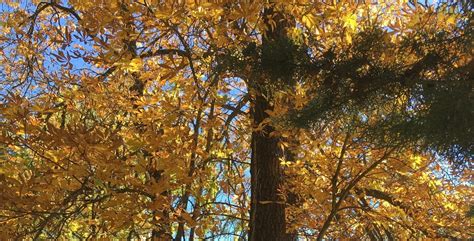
xmin=249 ymin=6 xmax=295 ymax=241
xmin=250 ymin=93 xmax=287 ymax=241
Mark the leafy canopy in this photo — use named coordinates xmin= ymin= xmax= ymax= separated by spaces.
xmin=0 ymin=0 xmax=472 ymax=240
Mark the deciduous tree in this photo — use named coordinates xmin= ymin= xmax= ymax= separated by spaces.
xmin=0 ymin=1 xmax=471 ymax=240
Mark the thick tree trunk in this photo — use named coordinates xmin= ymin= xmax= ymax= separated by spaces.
xmin=250 ymin=93 xmax=287 ymax=241
xmin=249 ymin=6 xmax=295 ymax=241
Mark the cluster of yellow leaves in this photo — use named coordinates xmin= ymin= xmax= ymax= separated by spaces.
xmin=282 ymin=119 xmax=471 ymax=239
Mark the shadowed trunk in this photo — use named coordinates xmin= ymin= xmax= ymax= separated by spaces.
xmin=249 ymin=6 xmax=296 ymax=241
xmin=250 ymin=93 xmax=287 ymax=241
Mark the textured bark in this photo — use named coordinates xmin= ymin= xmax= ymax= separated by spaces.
xmin=250 ymin=94 xmax=287 ymax=241
xmin=284 ymin=149 xmax=300 ymax=241
xmin=249 ymin=6 xmax=295 ymax=241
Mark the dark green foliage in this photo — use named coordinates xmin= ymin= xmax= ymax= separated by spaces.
xmin=217 ymin=37 xmax=311 ymax=93
xmin=290 ymin=26 xmax=473 ymax=168
xmin=261 ymin=37 xmax=299 ymax=82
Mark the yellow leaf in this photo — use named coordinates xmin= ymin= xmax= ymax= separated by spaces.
xmin=343 ymin=13 xmax=357 ymax=31
xmin=69 ymin=221 xmax=81 ymax=232
xmin=127 ymin=58 xmax=143 ymax=73
xmin=302 ymin=14 xmax=317 ymax=28
xmin=409 ymin=155 xmax=423 ymax=169
xmin=446 ymin=15 xmax=456 ymax=25
xmin=45 ymin=150 xmax=60 ymax=163
xmin=345 ymin=32 xmax=352 ymax=44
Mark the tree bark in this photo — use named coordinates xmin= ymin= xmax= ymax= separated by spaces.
xmin=249 ymin=6 xmax=294 ymax=240
xmin=250 ymin=93 xmax=288 ymax=241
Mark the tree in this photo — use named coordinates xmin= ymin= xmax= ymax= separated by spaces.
xmin=292 ymin=3 xmax=473 ymax=168
xmin=0 ymin=1 xmax=472 ymax=240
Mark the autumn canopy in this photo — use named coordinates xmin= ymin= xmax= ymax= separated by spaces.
xmin=0 ymin=0 xmax=472 ymax=240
